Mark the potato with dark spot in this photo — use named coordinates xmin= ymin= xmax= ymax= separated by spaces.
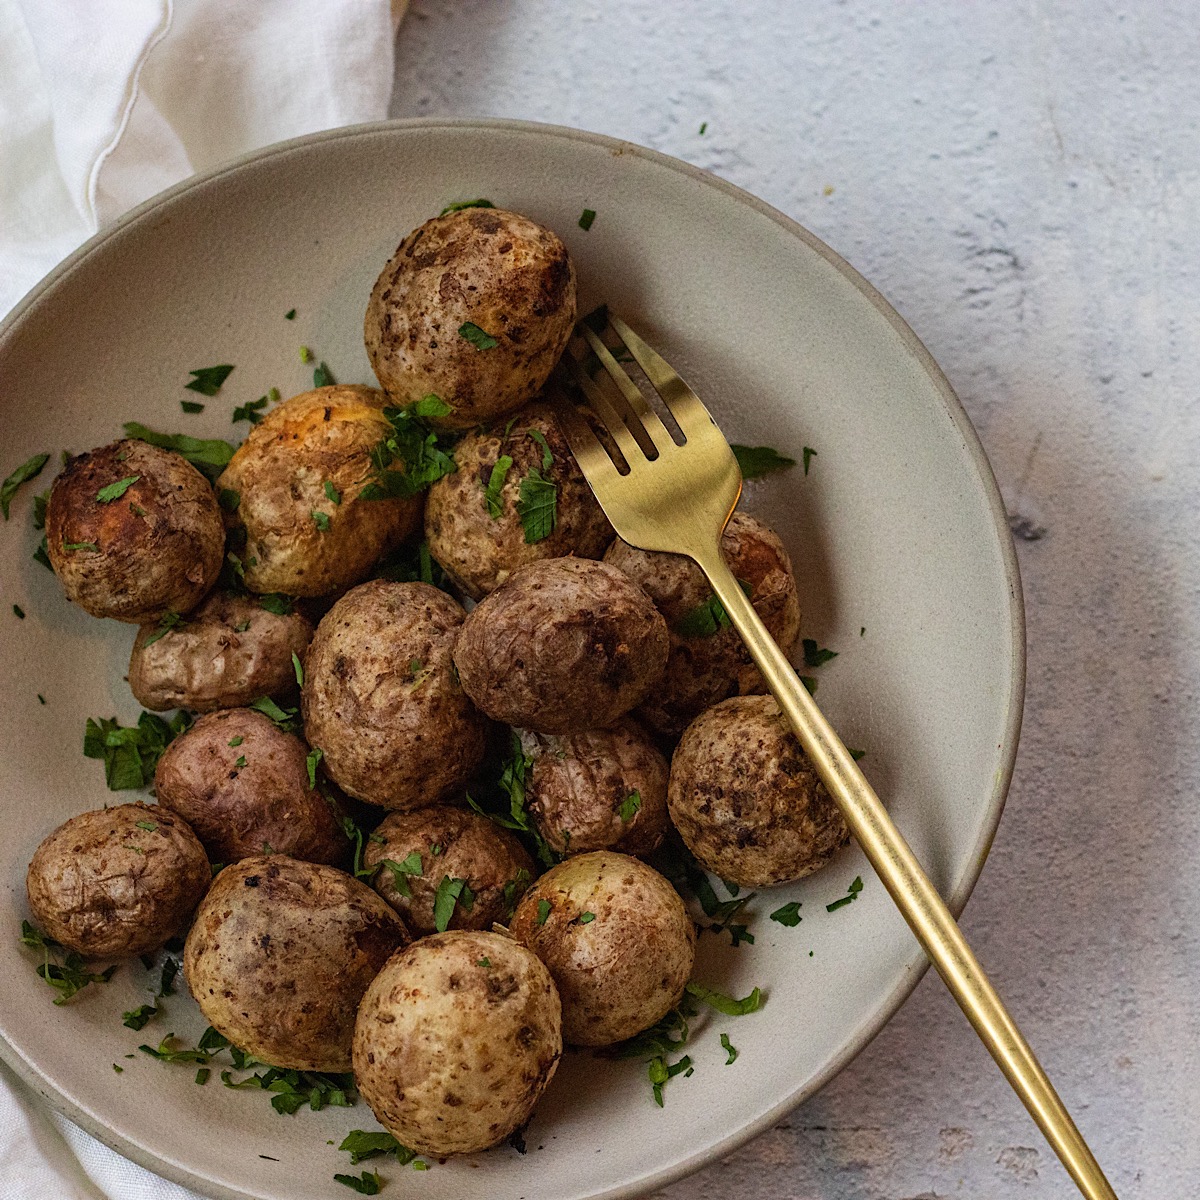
xmin=353 ymin=931 xmax=561 ymax=1156
xmin=424 ymin=400 xmax=613 ymax=599
xmin=302 ymin=580 xmax=489 ymax=810
xmin=453 ymin=558 xmax=669 ymax=733
xmin=668 ymin=695 xmax=849 ymax=887
xmin=519 ymin=718 xmax=669 ymax=857
xmin=26 ymin=803 xmax=210 ymax=958
xmin=45 ymin=439 xmax=224 ymax=623
xmin=154 ymin=709 xmax=346 ymax=866
xmin=183 ymin=857 xmax=407 ymax=1071
xmin=128 ymin=590 xmax=313 ymax=712
xmin=362 ymin=806 xmax=534 ymax=936
xmin=509 ymin=851 xmax=694 ymax=1046
xmin=604 ymin=511 xmax=801 ymax=735
xmin=214 ymin=386 xmax=423 ymax=597
xmin=364 ymin=207 xmax=576 ymax=429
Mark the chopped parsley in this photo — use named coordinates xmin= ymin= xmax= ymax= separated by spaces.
xmin=248 ymin=696 xmax=300 ymax=732
xmin=158 ymin=956 xmax=180 ymax=997
xmin=654 ymin=841 xmax=756 ymax=947
xmin=477 ymin=957 xmax=491 ymax=968
xmin=232 ymin=396 xmax=269 ymax=425
xmin=305 ymin=747 xmax=322 ymax=789
xmin=340 ymin=815 xmax=375 ymax=880
xmin=803 ymin=446 xmax=818 ymax=475
xmin=96 ymin=475 xmax=140 ymax=503
xmin=527 ymin=428 xmax=554 ymax=470
xmin=721 ymin=1033 xmax=738 ymax=1064
xmin=299 ymin=346 xmax=313 ymax=363
xmin=233 ymin=756 xmax=247 ymax=769
xmin=20 ymin=921 xmax=118 ymax=1004
xmin=184 ymin=365 xmax=234 ymax=396
xmin=618 ymin=791 xmax=642 ymax=822
xmin=323 ymin=480 xmax=341 ymax=505
xmin=799 ymin=674 xmax=818 ymax=695
xmin=373 ymin=538 xmax=451 ymax=592
xmin=285 ymin=309 xmax=296 ymax=320
xmin=32 ymin=489 xmax=48 ymax=529
xmin=63 ymin=541 xmax=98 ymax=552
xmin=484 ymin=455 xmax=514 ymax=518
xmin=313 ymin=361 xmax=335 ymax=388
xmin=458 ymin=322 xmax=498 ymax=350
xmin=433 ymin=876 xmax=475 ymax=933
xmin=826 ymin=875 xmax=864 ymax=912
xmin=13 ymin=605 xmax=25 ymax=619
xmin=769 ymin=901 xmax=803 ymax=927
xmin=292 ymin=652 xmax=305 ymax=686
xmin=180 ymin=400 xmax=205 ymax=414
xmin=122 ymin=424 xmax=235 ymax=482
xmin=228 ymin=736 xmax=244 ymax=747
xmin=258 ymin=592 xmax=294 ymax=615
xmin=123 ymin=1003 xmax=158 ymax=1031
xmin=675 ymin=593 xmax=731 ymax=638
xmin=139 ymin=1034 xmax=213 ymax=1064
xmin=218 ymin=487 xmax=241 ymax=512
xmin=802 ymin=639 xmax=838 ymax=669
xmin=616 ymin=996 xmax=697 ymax=1106
xmin=535 ymin=898 xmax=552 ymax=925
xmin=578 ymin=911 xmax=596 ymax=924
xmin=83 ymin=710 xmax=191 ymax=790
xmin=360 ymin=395 xmax=456 ymax=501
xmin=334 ymin=1170 xmax=381 ymax=1194
xmin=195 ymin=1068 xmax=211 ymax=1085
xmin=685 ymin=982 xmax=764 ymax=1016
xmin=311 ymin=510 xmax=331 ymax=532
xmin=379 ymin=851 xmax=423 ymax=898
xmin=135 ymin=820 xmax=157 ymax=832
xmin=848 ymin=747 xmax=867 ymax=761
xmin=143 ymin=610 xmax=186 ymax=647
xmin=579 ymin=208 xmax=597 ymax=231
xmin=516 ymin=467 xmax=557 ymax=543
xmin=729 ymin=444 xmax=796 ymax=480
xmin=440 ymin=198 xmax=494 ymax=215
xmin=699 ymin=122 xmax=708 ymax=135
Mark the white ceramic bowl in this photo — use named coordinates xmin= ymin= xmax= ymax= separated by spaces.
xmin=0 ymin=119 xmax=1023 ymax=1200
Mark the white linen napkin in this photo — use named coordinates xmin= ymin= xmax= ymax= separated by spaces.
xmin=0 ymin=1 xmax=404 ymax=1193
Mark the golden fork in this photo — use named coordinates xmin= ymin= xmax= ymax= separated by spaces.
xmin=555 ymin=312 xmax=1118 ymax=1200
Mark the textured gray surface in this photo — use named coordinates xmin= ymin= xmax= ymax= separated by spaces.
xmin=391 ymin=2 xmax=1200 ymax=1197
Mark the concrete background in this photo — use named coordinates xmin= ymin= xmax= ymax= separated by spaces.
xmin=390 ymin=2 xmax=1200 ymax=1197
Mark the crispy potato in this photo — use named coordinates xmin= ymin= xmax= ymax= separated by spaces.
xmin=364 ymin=207 xmax=576 ymax=429
xmin=183 ymin=857 xmax=407 ymax=1071
xmin=26 ymin=803 xmax=210 ymax=958
xmin=154 ymin=709 xmax=346 ymax=866
xmin=302 ymin=580 xmax=489 ymax=810
xmin=214 ymin=386 xmax=422 ymax=597
xmin=668 ymin=695 xmax=849 ymax=886
xmin=520 ymin=719 xmax=669 ymax=857
xmin=424 ymin=400 xmax=613 ymax=599
xmin=509 ymin=851 xmax=694 ymax=1046
xmin=453 ymin=558 xmax=669 ymax=733
xmin=353 ymin=931 xmax=561 ymax=1155
xmin=362 ymin=806 xmax=534 ymax=937
xmin=128 ymin=590 xmax=313 ymax=712
xmin=45 ymin=440 xmax=224 ymax=623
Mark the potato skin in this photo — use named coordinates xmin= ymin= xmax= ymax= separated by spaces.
xmin=520 ymin=718 xmax=669 ymax=857
xmin=214 ymin=386 xmax=422 ymax=597
xmin=668 ymin=695 xmax=849 ymax=887
xmin=364 ymin=207 xmax=576 ymax=429
xmin=353 ymin=931 xmax=561 ymax=1156
xmin=45 ymin=440 xmax=224 ymax=623
xmin=604 ymin=512 xmax=801 ymax=735
xmin=128 ymin=590 xmax=314 ymax=712
xmin=302 ymin=580 xmax=489 ymax=810
xmin=424 ymin=400 xmax=613 ymax=599
xmin=26 ymin=803 xmax=210 ymax=958
xmin=154 ymin=709 xmax=346 ymax=866
xmin=453 ymin=558 xmax=669 ymax=734
xmin=509 ymin=851 xmax=694 ymax=1046
xmin=362 ymin=807 xmax=534 ymax=936
xmin=183 ymin=857 xmax=407 ymax=1071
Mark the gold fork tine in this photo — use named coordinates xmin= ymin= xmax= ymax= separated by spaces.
xmin=580 ymin=324 xmax=676 ymax=456
xmin=562 ymin=355 xmax=647 ymax=467
xmin=551 ymin=394 xmax=622 ymax=498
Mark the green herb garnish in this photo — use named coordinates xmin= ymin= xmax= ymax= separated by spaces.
xmin=285 ymin=309 xmax=296 ymax=320
xmin=803 ymin=446 xmax=817 ymax=474
xmin=63 ymin=541 xmax=98 ymax=552
xmin=379 ymin=852 xmax=423 ymax=899
xmin=826 ymin=875 xmax=864 ymax=912
xmin=675 ymin=594 xmax=730 ymax=638
xmin=730 ymin=444 xmax=796 ymax=480
xmin=292 ymin=652 xmax=305 ymax=686
xmin=334 ymin=1171 xmax=381 ymax=1194
xmin=769 ymin=901 xmax=802 ymax=927
xmin=180 ymin=400 xmax=205 ymax=414
xmin=96 ymin=475 xmax=140 ymax=503
xmin=195 ymin=1067 xmax=211 ymax=1085
xmin=299 ymin=346 xmax=313 ymax=363
xmin=232 ymin=396 xmax=268 ymax=425
xmin=360 ymin=396 xmax=456 ymax=501
xmin=527 ymin=428 xmax=553 ymax=470
xmin=433 ymin=876 xmax=475 ymax=933
xmin=143 ymin=610 xmax=185 ymax=647
xmin=685 ymin=981 xmax=764 ymax=1016
xmin=258 ymin=592 xmax=293 ymax=615
xmin=699 ymin=122 xmax=708 ymax=135
xmin=618 ymin=791 xmax=642 ymax=822
xmin=440 ymin=198 xmax=494 ymax=215
xmin=484 ymin=455 xmax=513 ymax=518
xmin=83 ymin=710 xmax=191 ymax=790
xmin=185 ymin=365 xmax=234 ymax=396
xmin=311 ymin=510 xmax=331 ymax=532
xmin=122 ymin=424 xmax=235 ymax=482
xmin=313 ymin=362 xmax=335 ymax=388
xmin=535 ymin=898 xmax=552 ymax=925
xmin=218 ymin=487 xmax=241 ymax=512
xmin=579 ymin=208 xmax=597 ymax=231
xmin=516 ymin=467 xmax=557 ymax=543
xmin=802 ymin=638 xmax=838 ymax=669
xmin=323 ymin=480 xmax=341 ymax=505
xmin=458 ymin=322 xmax=498 ymax=350
xmin=13 ymin=605 xmax=25 ymax=620
xmin=248 ymin=696 xmax=300 ymax=732
xmin=721 ymin=1033 xmax=737 ymax=1064
xmin=305 ymin=747 xmax=322 ymax=789
xmin=123 ymin=1003 xmax=158 ymax=1030
xmin=578 ymin=912 xmax=596 ymax=924
xmin=20 ymin=921 xmax=118 ymax=1004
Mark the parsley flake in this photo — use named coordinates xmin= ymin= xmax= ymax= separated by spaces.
xmin=484 ymin=455 xmax=514 ymax=518
xmin=535 ymin=898 xmax=552 ymax=925
xmin=13 ymin=605 xmax=25 ymax=619
xmin=359 ymin=396 xmax=456 ymax=502
xmin=324 ymin=480 xmax=341 ymax=505
xmin=769 ymin=901 xmax=802 ymax=927
xmin=516 ymin=467 xmax=557 ymax=543
xmin=84 ymin=711 xmax=191 ymax=790
xmin=675 ymin=594 xmax=731 ymax=638
xmin=143 ymin=610 xmax=185 ymax=647
xmin=433 ymin=876 xmax=475 ymax=932
xmin=311 ymin=510 xmax=331 ymax=532
xmin=721 ymin=1032 xmax=738 ymax=1064
xmin=684 ymin=982 xmax=764 ymax=1016
xmin=63 ymin=541 xmax=98 ymax=552
xmin=292 ymin=652 xmax=305 ymax=686
xmin=258 ymin=592 xmax=294 ymax=615
xmin=618 ymin=791 xmax=642 ymax=822
xmin=299 ymin=346 xmax=313 ymax=364
xmin=579 ymin=208 xmax=597 ymax=231
xmin=232 ymin=396 xmax=268 ymax=425
xmin=379 ymin=852 xmax=423 ymax=898
xmin=826 ymin=876 xmax=864 ymax=912
xmin=313 ymin=361 xmax=335 ymax=388
xmin=334 ymin=1170 xmax=381 ymax=1194
xmin=578 ymin=911 xmax=596 ymax=924
xmin=305 ymin=747 xmax=323 ymax=789
xmin=459 ymin=322 xmax=498 ymax=350
xmin=802 ymin=638 xmax=838 ymax=669
xmin=96 ymin=475 xmax=140 ymax=503
xmin=123 ymin=1003 xmax=158 ymax=1031
xmin=180 ymin=400 xmax=205 ymax=414
xmin=285 ymin=309 xmax=296 ymax=320
xmin=730 ymin=444 xmax=796 ymax=480
xmin=527 ymin=428 xmax=553 ymax=470
xmin=803 ymin=445 xmax=818 ymax=475
xmin=440 ymin=198 xmax=495 ymax=215
xmin=122 ymin=424 xmax=235 ymax=482
xmin=218 ymin=487 xmax=240 ymax=512
xmin=185 ymin=365 xmax=234 ymax=396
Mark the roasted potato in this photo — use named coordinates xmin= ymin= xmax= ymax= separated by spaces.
xmin=302 ymin=580 xmax=489 ymax=810
xmin=45 ymin=439 xmax=224 ymax=623
xmin=183 ymin=856 xmax=407 ymax=1071
xmin=423 ymin=400 xmax=613 ymax=599
xmin=214 ymin=385 xmax=423 ymax=597
xmin=453 ymin=557 xmax=669 ymax=733
xmin=364 ymin=207 xmax=576 ymax=429
xmin=353 ymin=931 xmax=562 ymax=1155
xmin=509 ymin=851 xmax=694 ymax=1046
xmin=668 ymin=694 xmax=849 ymax=886
xmin=26 ymin=803 xmax=210 ymax=958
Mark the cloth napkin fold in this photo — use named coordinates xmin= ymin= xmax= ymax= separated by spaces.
xmin=0 ymin=1 xmax=403 ymax=1194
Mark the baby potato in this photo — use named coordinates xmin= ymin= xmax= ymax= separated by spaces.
xmin=424 ymin=400 xmax=613 ymax=599
xmin=362 ymin=806 xmax=534 ymax=937
xmin=128 ymin=590 xmax=314 ymax=712
xmin=453 ymin=557 xmax=669 ymax=734
xmin=353 ymin=931 xmax=561 ymax=1156
xmin=45 ymin=439 xmax=224 ymax=623
xmin=520 ymin=718 xmax=670 ymax=857
xmin=154 ymin=709 xmax=346 ymax=866
xmin=302 ymin=580 xmax=489 ymax=810
xmin=668 ymin=694 xmax=849 ymax=887
xmin=214 ymin=385 xmax=422 ymax=597
xmin=183 ymin=857 xmax=407 ymax=1072
xmin=26 ymin=802 xmax=210 ymax=958
xmin=509 ymin=851 xmax=694 ymax=1046
xmin=604 ymin=511 xmax=801 ymax=736
xmin=364 ymin=207 xmax=576 ymax=429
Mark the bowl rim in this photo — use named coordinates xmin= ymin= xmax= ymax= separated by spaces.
xmin=0 ymin=115 xmax=1026 ymax=1200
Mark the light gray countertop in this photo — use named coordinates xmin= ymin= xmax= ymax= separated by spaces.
xmin=392 ymin=2 xmax=1199 ymax=1196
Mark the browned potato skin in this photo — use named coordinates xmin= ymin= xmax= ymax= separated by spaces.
xmin=520 ymin=718 xmax=669 ymax=857
xmin=453 ymin=558 xmax=669 ymax=734
xmin=509 ymin=851 xmax=695 ymax=1046
xmin=353 ymin=931 xmax=561 ymax=1156
xmin=424 ymin=400 xmax=613 ymax=599
xmin=154 ymin=709 xmax=346 ymax=866
xmin=364 ymin=208 xmax=576 ymax=429
xmin=604 ymin=512 xmax=801 ymax=736
xmin=668 ymin=694 xmax=849 ymax=887
xmin=45 ymin=440 xmax=224 ymax=623
xmin=183 ymin=857 xmax=407 ymax=1071
xmin=128 ymin=590 xmax=313 ymax=712
xmin=26 ymin=802 xmax=210 ymax=958
xmin=302 ymin=580 xmax=489 ymax=810
xmin=362 ymin=807 xmax=534 ymax=936
xmin=214 ymin=386 xmax=422 ymax=597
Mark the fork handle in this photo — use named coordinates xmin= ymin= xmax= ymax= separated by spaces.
xmin=698 ymin=551 xmax=1118 ymax=1200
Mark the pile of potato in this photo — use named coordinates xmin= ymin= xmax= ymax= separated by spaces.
xmin=23 ymin=204 xmax=849 ymax=1157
